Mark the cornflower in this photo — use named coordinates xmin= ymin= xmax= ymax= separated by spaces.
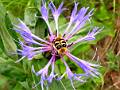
xmin=15 ymin=1 xmax=102 ymax=90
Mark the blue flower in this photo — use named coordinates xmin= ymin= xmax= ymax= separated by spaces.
xmin=15 ymin=1 xmax=102 ymax=90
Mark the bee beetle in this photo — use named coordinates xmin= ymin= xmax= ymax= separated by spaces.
xmin=43 ymin=35 xmax=67 ymax=60
xmin=53 ymin=36 xmax=67 ymax=54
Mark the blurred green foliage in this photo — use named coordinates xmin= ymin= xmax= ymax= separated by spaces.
xmin=0 ymin=0 xmax=115 ymax=90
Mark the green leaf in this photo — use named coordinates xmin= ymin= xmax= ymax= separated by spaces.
xmin=13 ymin=83 xmax=23 ymax=90
xmin=19 ymin=81 xmax=30 ymax=90
xmin=0 ymin=75 xmax=9 ymax=90
xmin=1 ymin=0 xmax=29 ymax=18
xmin=35 ymin=18 xmax=47 ymax=39
xmin=0 ymin=3 xmax=17 ymax=59
xmin=24 ymin=7 xmax=37 ymax=27
xmin=49 ymin=80 xmax=64 ymax=90
xmin=95 ymin=4 xmax=110 ymax=21
xmin=0 ymin=36 xmax=4 ymax=50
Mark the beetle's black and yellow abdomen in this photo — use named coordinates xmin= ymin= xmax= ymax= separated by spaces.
xmin=43 ymin=36 xmax=67 ymax=60
xmin=53 ymin=37 xmax=67 ymax=54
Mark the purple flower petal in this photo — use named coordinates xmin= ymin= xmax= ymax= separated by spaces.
xmin=72 ymin=27 xmax=101 ymax=44
xmin=40 ymin=4 xmax=54 ymax=37
xmin=41 ymin=5 xmax=48 ymax=21
xmin=57 ymin=2 xmax=64 ymax=15
xmin=32 ymin=55 xmax=56 ymax=88
xmin=49 ymin=2 xmax=64 ymax=36
xmin=58 ymin=57 xmax=86 ymax=89
xmin=49 ymin=2 xmax=56 ymax=14
xmin=65 ymin=8 xmax=94 ymax=40
xmin=66 ymin=52 xmax=100 ymax=77
xmin=17 ymin=41 xmax=51 ymax=60
xmin=63 ymin=2 xmax=79 ymax=36
xmin=47 ymin=59 xmax=56 ymax=83
xmin=15 ymin=19 xmax=50 ymax=44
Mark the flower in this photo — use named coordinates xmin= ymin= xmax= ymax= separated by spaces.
xmin=15 ymin=1 xmax=102 ymax=90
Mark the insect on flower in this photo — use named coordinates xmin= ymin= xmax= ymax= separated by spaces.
xmin=53 ymin=36 xmax=67 ymax=54
xmin=14 ymin=1 xmax=102 ymax=90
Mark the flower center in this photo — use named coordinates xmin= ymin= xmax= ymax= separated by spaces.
xmin=53 ymin=37 xmax=67 ymax=54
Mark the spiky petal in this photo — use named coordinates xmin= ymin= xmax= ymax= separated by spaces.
xmin=32 ymin=55 xmax=56 ymax=90
xmin=49 ymin=1 xmax=65 ymax=36
xmin=66 ymin=52 xmax=100 ymax=77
